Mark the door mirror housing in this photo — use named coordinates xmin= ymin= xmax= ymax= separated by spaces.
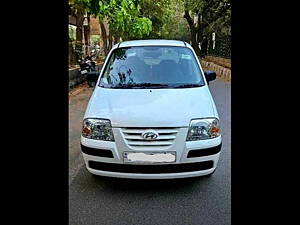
xmin=204 ymin=71 xmax=217 ymax=84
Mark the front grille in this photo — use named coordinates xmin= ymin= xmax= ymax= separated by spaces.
xmin=121 ymin=127 xmax=179 ymax=150
xmin=88 ymin=160 xmax=214 ymax=174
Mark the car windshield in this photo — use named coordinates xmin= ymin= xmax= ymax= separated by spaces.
xmin=99 ymin=46 xmax=205 ymax=89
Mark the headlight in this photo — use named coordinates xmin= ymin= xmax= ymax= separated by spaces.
xmin=82 ymin=118 xmax=114 ymax=141
xmin=187 ymin=118 xmax=220 ymax=141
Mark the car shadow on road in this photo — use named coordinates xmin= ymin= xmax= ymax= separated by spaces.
xmin=89 ymin=174 xmax=214 ymax=194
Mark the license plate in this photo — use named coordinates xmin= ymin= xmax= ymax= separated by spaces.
xmin=81 ymin=70 xmax=87 ymax=74
xmin=123 ymin=152 xmax=176 ymax=163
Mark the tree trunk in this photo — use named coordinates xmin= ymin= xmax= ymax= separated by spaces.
xmin=190 ymin=27 xmax=198 ymax=53
xmin=196 ymin=12 xmax=202 ymax=44
xmin=114 ymin=33 xmax=121 ymax=43
xmin=75 ymin=8 xmax=85 ymax=61
xmin=69 ymin=41 xmax=76 ymax=66
xmin=108 ymin=31 xmax=113 ymax=51
xmin=184 ymin=10 xmax=201 ymax=56
xmin=99 ymin=20 xmax=108 ymax=56
xmin=83 ymin=15 xmax=91 ymax=55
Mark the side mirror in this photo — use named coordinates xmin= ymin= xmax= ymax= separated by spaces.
xmin=204 ymin=71 xmax=217 ymax=84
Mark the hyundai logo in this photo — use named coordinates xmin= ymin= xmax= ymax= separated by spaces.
xmin=141 ymin=130 xmax=159 ymax=140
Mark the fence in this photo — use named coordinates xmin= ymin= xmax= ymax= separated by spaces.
xmin=208 ymin=35 xmax=231 ymax=59
xmin=201 ymin=34 xmax=231 ymax=82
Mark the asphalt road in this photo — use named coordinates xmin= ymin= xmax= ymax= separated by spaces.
xmin=69 ymin=79 xmax=231 ymax=225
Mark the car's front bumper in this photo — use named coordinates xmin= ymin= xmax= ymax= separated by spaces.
xmin=80 ymin=128 xmax=222 ymax=179
xmin=84 ymin=155 xmax=219 ymax=179
xmin=87 ymin=166 xmax=217 ymax=179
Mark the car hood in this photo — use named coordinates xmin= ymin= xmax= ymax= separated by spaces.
xmin=84 ymin=86 xmax=217 ymax=127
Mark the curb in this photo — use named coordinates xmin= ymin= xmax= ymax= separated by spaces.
xmin=201 ymin=59 xmax=231 ymax=82
xmin=69 ymin=83 xmax=88 ymax=98
xmin=205 ymin=56 xmax=231 ymax=69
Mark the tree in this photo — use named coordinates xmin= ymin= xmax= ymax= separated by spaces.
xmin=140 ymin=0 xmax=172 ymax=38
xmin=83 ymin=13 xmax=91 ymax=55
xmin=69 ymin=25 xmax=77 ymax=65
xmin=183 ymin=0 xmax=231 ymax=56
xmin=106 ymin=0 xmax=152 ymax=40
xmin=69 ymin=0 xmax=87 ymax=61
xmin=82 ymin=0 xmax=152 ymax=55
xmin=159 ymin=0 xmax=190 ymax=41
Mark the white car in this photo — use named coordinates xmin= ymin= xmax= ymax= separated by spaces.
xmin=81 ymin=39 xmax=222 ymax=179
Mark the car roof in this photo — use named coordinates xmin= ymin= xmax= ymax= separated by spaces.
xmin=118 ymin=39 xmax=187 ymax=48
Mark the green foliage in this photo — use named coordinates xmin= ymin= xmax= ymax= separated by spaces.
xmin=183 ymin=0 xmax=231 ymax=57
xmin=69 ymin=0 xmax=88 ymax=13
xmin=184 ymin=0 xmax=231 ymax=37
xmin=109 ymin=0 xmax=152 ymax=40
xmin=75 ymin=43 xmax=84 ymax=60
xmin=90 ymin=35 xmax=101 ymax=44
xmin=69 ymin=25 xmax=76 ymax=41
xmin=140 ymin=0 xmax=172 ymax=38
xmin=81 ymin=0 xmax=152 ymax=40
xmin=160 ymin=0 xmax=190 ymax=40
xmin=69 ymin=0 xmax=231 ymax=46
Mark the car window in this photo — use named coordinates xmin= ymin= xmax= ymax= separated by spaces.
xmin=99 ymin=46 xmax=205 ymax=88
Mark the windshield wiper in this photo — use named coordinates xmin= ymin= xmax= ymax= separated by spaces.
xmin=131 ymin=83 xmax=170 ymax=88
xmin=108 ymin=83 xmax=134 ymax=89
xmin=110 ymin=83 xmax=170 ymax=89
xmin=103 ymin=83 xmax=204 ymax=89
xmin=172 ymin=83 xmax=204 ymax=88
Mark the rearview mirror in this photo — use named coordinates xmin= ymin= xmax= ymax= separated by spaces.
xmin=204 ymin=71 xmax=217 ymax=84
